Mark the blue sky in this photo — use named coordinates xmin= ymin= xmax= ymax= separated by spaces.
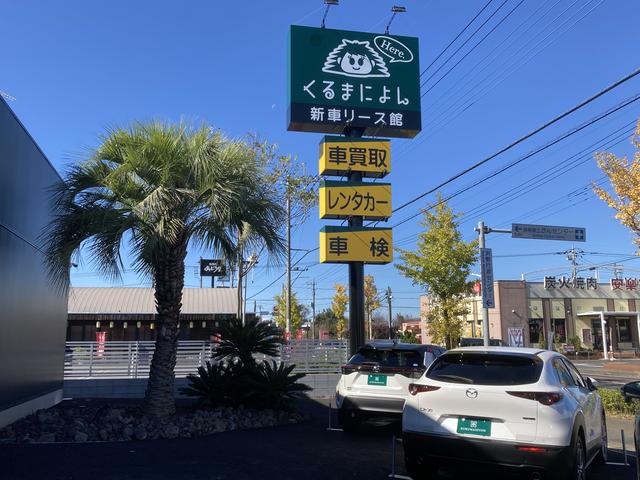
xmin=2 ymin=0 xmax=639 ymax=317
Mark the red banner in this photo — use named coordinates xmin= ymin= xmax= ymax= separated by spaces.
xmin=96 ymin=331 xmax=106 ymax=357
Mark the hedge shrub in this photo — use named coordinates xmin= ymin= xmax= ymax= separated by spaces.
xmin=599 ymin=388 xmax=639 ymax=417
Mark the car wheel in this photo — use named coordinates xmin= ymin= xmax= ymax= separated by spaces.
xmin=595 ymin=411 xmax=608 ymax=464
xmin=569 ymin=433 xmax=587 ymax=480
xmin=338 ymin=408 xmax=360 ymax=432
xmin=404 ymin=453 xmax=432 ymax=480
xmin=553 ymin=431 xmax=587 ymax=480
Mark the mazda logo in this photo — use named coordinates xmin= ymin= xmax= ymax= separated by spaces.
xmin=373 ymin=365 xmax=380 ymax=373
xmin=466 ymin=388 xmax=478 ymax=399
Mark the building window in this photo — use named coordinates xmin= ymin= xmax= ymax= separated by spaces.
xmin=618 ymin=318 xmax=632 ymax=343
xmin=551 ymin=319 xmax=566 ymax=343
xmin=529 ymin=319 xmax=542 ymax=344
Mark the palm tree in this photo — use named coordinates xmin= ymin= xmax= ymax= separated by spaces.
xmin=44 ymin=121 xmax=285 ymax=416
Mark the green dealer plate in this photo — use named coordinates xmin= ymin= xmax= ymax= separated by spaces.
xmin=457 ymin=417 xmax=491 ymax=436
xmin=367 ymin=374 xmax=387 ymax=386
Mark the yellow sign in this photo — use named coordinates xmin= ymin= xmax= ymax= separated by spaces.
xmin=320 ymin=226 xmax=392 ymax=264
xmin=319 ymin=136 xmax=391 ymax=178
xmin=319 ymin=180 xmax=391 ymax=220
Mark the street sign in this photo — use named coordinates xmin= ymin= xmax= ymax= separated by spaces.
xmin=199 ymin=259 xmax=226 ymax=277
xmin=320 ymin=226 xmax=392 ymax=264
xmin=480 ymin=248 xmax=495 ymax=309
xmin=288 ymin=25 xmax=421 ymax=138
xmin=319 ymin=136 xmax=391 ymax=178
xmin=319 ymin=180 xmax=391 ymax=220
xmin=511 ymin=223 xmax=586 ymax=242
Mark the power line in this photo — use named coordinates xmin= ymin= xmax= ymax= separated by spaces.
xmin=392 ymin=93 xmax=640 ymax=232
xmin=420 ymin=0 xmax=526 ymax=97
xmin=391 ymin=67 xmax=640 ymax=216
xmin=246 ymin=248 xmax=317 ymax=300
xmin=419 ymin=0 xmax=495 ymax=77
xmin=418 ymin=0 xmax=605 ymax=141
xmin=392 ymin=118 xmax=634 ymax=249
xmin=420 ymin=0 xmax=511 ymax=88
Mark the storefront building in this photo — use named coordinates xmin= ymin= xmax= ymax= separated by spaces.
xmin=68 ymin=287 xmax=249 ymax=342
xmin=420 ymin=277 xmax=640 ymax=354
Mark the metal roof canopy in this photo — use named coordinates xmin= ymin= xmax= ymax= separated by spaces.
xmin=68 ymin=287 xmax=239 ymax=315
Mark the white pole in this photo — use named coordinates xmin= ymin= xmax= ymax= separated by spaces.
xmin=601 ymin=312 xmax=609 ymax=361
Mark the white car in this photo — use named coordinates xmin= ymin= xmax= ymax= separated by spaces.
xmin=403 ymin=347 xmax=606 ymax=480
xmin=335 ymin=341 xmax=445 ymax=431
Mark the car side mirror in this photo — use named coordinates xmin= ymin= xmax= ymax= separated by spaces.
xmin=586 ymin=376 xmax=599 ymax=391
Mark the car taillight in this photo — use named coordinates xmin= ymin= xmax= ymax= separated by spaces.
xmin=341 ymin=364 xmax=358 ymax=374
xmin=516 ymin=446 xmax=547 ymax=453
xmin=408 ymin=384 xmax=440 ymax=396
xmin=507 ymin=391 xmax=563 ymax=406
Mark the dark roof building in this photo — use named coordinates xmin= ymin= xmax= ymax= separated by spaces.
xmin=67 ymin=287 xmax=245 ymax=342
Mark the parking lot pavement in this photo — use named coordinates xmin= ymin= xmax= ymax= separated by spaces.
xmin=0 ymin=398 xmax=636 ymax=480
xmin=576 ymin=360 xmax=640 ymax=389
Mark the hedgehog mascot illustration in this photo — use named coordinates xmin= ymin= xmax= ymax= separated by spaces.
xmin=322 ymin=39 xmax=390 ymax=78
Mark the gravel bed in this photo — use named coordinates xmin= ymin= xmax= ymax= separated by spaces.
xmin=0 ymin=401 xmax=307 ymax=444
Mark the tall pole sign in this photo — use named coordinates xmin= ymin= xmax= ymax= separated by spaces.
xmin=288 ymin=24 xmax=421 ymax=356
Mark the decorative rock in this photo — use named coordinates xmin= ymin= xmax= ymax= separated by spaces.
xmin=163 ymin=425 xmax=179 ymax=439
xmin=0 ymin=401 xmax=308 ymax=444
xmin=134 ymin=426 xmax=147 ymax=441
xmin=36 ymin=433 xmax=56 ymax=443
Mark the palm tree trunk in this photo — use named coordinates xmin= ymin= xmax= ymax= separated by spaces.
xmin=145 ymin=242 xmax=187 ymax=416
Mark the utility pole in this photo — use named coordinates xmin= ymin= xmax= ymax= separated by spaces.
xmin=477 ymin=221 xmax=490 ymax=348
xmin=565 ymin=247 xmax=582 ymax=280
xmin=237 ymin=243 xmax=243 ymax=323
xmin=286 ymin=177 xmax=292 ymax=337
xmin=311 ymin=279 xmax=316 ymax=341
xmin=386 ymin=287 xmax=393 ymax=340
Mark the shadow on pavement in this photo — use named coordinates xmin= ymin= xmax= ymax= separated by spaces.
xmin=0 ymin=396 xmax=636 ymax=480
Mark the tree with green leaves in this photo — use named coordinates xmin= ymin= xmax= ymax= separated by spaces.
xmin=396 ymin=196 xmax=478 ymax=349
xmin=331 ymin=283 xmax=348 ymax=339
xmin=314 ymin=308 xmax=337 ymax=336
xmin=272 ymin=286 xmax=307 ymax=333
xmin=44 ymin=121 xmax=285 ymax=416
xmin=399 ymin=329 xmax=420 ymax=344
xmin=364 ymin=275 xmax=381 ymax=340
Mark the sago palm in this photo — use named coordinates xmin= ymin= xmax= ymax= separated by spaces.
xmin=212 ymin=317 xmax=282 ymax=367
xmin=44 ymin=121 xmax=285 ymax=416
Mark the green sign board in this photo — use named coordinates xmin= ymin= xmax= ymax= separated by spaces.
xmin=288 ymin=25 xmax=421 ymax=138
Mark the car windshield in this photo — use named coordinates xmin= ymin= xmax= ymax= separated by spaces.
xmin=349 ymin=348 xmax=424 ymax=368
xmin=426 ymin=352 xmax=543 ymax=385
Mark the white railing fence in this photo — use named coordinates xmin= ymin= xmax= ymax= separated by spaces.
xmin=64 ymin=340 xmax=348 ymax=378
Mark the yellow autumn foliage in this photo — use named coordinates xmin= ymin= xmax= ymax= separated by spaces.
xmin=594 ymin=121 xmax=640 ymax=249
